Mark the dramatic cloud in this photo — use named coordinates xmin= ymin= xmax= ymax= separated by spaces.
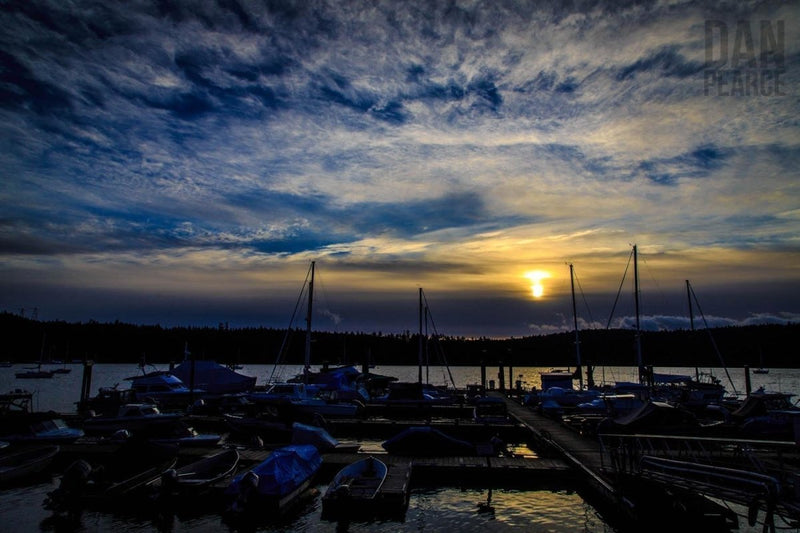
xmin=0 ymin=1 xmax=798 ymax=337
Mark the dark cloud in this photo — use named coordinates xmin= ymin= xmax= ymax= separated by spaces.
xmin=637 ymin=144 xmax=730 ymax=185
xmin=616 ymin=46 xmax=705 ymax=81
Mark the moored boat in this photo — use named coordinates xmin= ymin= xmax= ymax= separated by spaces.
xmin=321 ymin=456 xmax=387 ymax=520
xmin=225 ymin=444 xmax=322 ymax=516
xmin=473 ymin=396 xmax=512 ymax=425
xmin=0 ymin=445 xmax=60 ymax=484
xmin=15 ymin=365 xmax=54 ymax=379
xmin=44 ymin=443 xmax=178 ymax=513
xmin=171 ymin=359 xmax=256 ymax=395
xmin=148 ymin=448 xmax=240 ymax=498
xmin=1 ymin=417 xmax=84 ymax=444
xmin=125 ymin=370 xmax=204 ymax=409
xmin=82 ymin=403 xmax=183 ymax=436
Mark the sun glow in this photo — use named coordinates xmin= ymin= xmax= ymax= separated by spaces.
xmin=523 ymin=270 xmax=551 ymax=299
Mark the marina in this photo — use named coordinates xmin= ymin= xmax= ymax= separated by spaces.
xmin=0 ymin=362 xmax=799 ymax=531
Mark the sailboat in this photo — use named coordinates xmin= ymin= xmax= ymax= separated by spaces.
xmin=15 ymin=363 xmax=54 ymax=379
xmin=753 ymin=350 xmax=769 ymax=374
xmin=250 ymin=261 xmax=361 ymax=417
xmin=617 ymin=248 xmax=729 ymax=409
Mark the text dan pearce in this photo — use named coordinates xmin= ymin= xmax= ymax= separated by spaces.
xmin=704 ymin=20 xmax=786 ymax=97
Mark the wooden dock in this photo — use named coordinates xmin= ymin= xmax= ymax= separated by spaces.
xmin=493 ymin=392 xmax=615 ymax=493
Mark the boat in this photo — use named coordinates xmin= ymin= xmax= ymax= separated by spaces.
xmin=256 ymin=262 xmax=364 ymax=419
xmin=225 ymin=444 xmax=322 ymax=515
xmin=321 ymin=456 xmax=387 ymax=520
xmin=0 ymin=389 xmax=33 ymax=414
xmin=290 ymin=422 xmax=339 ymax=452
xmin=250 ymin=382 xmax=361 ymax=418
xmin=597 ymin=400 xmax=701 ymax=436
xmin=381 ymin=426 xmax=475 ymax=456
xmin=473 ymin=396 xmax=512 ymax=425
xmin=148 ymin=424 xmax=221 ymax=447
xmin=15 ymin=364 xmax=54 ymax=379
xmin=0 ymin=445 xmax=60 ymax=484
xmin=170 ymin=359 xmax=256 ymax=395
xmin=50 ymin=361 xmax=71 ymax=374
xmin=286 ymin=365 xmax=371 ymax=403
xmin=148 ymin=448 xmax=239 ymax=498
xmin=731 ymin=388 xmax=800 ymax=440
xmin=753 ymin=350 xmax=769 ymax=374
xmin=1 ymin=417 xmax=84 ymax=444
xmin=223 ymin=413 xmax=293 ymax=443
xmin=82 ymin=403 xmax=184 ymax=436
xmin=125 ymin=370 xmax=203 ymax=409
xmin=77 ymin=384 xmax=138 ymax=416
xmin=44 ymin=447 xmax=178 ymax=513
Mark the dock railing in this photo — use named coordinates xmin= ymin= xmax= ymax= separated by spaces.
xmin=598 ymin=433 xmax=800 ymax=529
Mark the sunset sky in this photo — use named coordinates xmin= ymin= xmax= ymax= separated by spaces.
xmin=1 ymin=1 xmax=798 ymax=338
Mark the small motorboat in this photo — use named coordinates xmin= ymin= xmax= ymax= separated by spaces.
xmin=148 ymin=448 xmax=239 ymax=498
xmin=1 ymin=417 xmax=84 ymax=444
xmin=321 ymin=456 xmax=387 ymax=520
xmin=225 ymin=444 xmax=322 ymax=515
xmin=82 ymin=403 xmax=183 ymax=436
xmin=0 ymin=445 xmax=60 ymax=484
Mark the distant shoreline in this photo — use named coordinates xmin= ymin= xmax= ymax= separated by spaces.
xmin=1 ymin=312 xmax=797 ymax=369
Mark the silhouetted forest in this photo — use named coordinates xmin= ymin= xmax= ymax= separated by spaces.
xmin=0 ymin=312 xmax=797 ymax=369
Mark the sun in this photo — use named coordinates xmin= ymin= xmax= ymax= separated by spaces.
xmin=523 ymin=270 xmax=551 ymax=299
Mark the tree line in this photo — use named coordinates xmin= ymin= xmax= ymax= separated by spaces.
xmin=0 ymin=312 xmax=796 ymax=369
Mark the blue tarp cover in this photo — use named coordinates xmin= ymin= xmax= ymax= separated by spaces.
xmin=291 ymin=422 xmax=339 ymax=451
xmin=226 ymin=444 xmax=321 ymax=497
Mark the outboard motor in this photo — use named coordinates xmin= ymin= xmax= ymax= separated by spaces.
xmin=44 ymin=459 xmax=93 ymax=512
xmin=230 ymin=471 xmax=259 ymax=513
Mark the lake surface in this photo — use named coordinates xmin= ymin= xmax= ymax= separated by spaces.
xmin=1 ymin=363 xmax=798 ymax=532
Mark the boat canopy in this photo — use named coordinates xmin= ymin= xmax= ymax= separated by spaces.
xmin=171 ymin=360 xmax=256 ymax=395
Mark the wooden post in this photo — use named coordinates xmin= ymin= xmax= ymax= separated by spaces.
xmin=498 ymin=362 xmax=505 ymax=391
xmin=744 ymin=365 xmax=752 ymax=396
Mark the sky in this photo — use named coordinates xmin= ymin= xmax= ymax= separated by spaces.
xmin=1 ymin=0 xmax=798 ymax=339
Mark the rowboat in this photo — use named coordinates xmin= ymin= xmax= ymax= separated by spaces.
xmin=148 ymin=448 xmax=239 ymax=498
xmin=0 ymin=445 xmax=59 ymax=484
xmin=321 ymin=456 xmax=387 ymax=520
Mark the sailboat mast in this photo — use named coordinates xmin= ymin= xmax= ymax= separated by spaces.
xmin=633 ymin=245 xmax=644 ymax=383
xmin=304 ymin=261 xmax=315 ymax=377
xmin=418 ymin=287 xmax=423 ymax=384
xmin=569 ymin=264 xmax=583 ymax=390
xmin=686 ymin=279 xmax=699 ymax=380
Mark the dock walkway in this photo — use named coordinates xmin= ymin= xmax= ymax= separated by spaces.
xmin=492 ymin=392 xmax=616 ymax=496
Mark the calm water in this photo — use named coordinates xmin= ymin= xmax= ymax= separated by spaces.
xmin=1 ymin=363 xmax=798 ymax=532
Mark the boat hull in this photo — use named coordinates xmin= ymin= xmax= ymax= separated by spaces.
xmin=321 ymin=456 xmax=387 ymax=520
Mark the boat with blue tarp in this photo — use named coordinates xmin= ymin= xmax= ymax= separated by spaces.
xmin=225 ymin=444 xmax=322 ymax=515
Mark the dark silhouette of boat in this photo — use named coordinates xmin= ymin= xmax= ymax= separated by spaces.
xmin=0 ymin=445 xmax=60 ymax=484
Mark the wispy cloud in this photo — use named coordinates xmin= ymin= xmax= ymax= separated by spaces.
xmin=0 ymin=1 xmax=797 ymax=336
